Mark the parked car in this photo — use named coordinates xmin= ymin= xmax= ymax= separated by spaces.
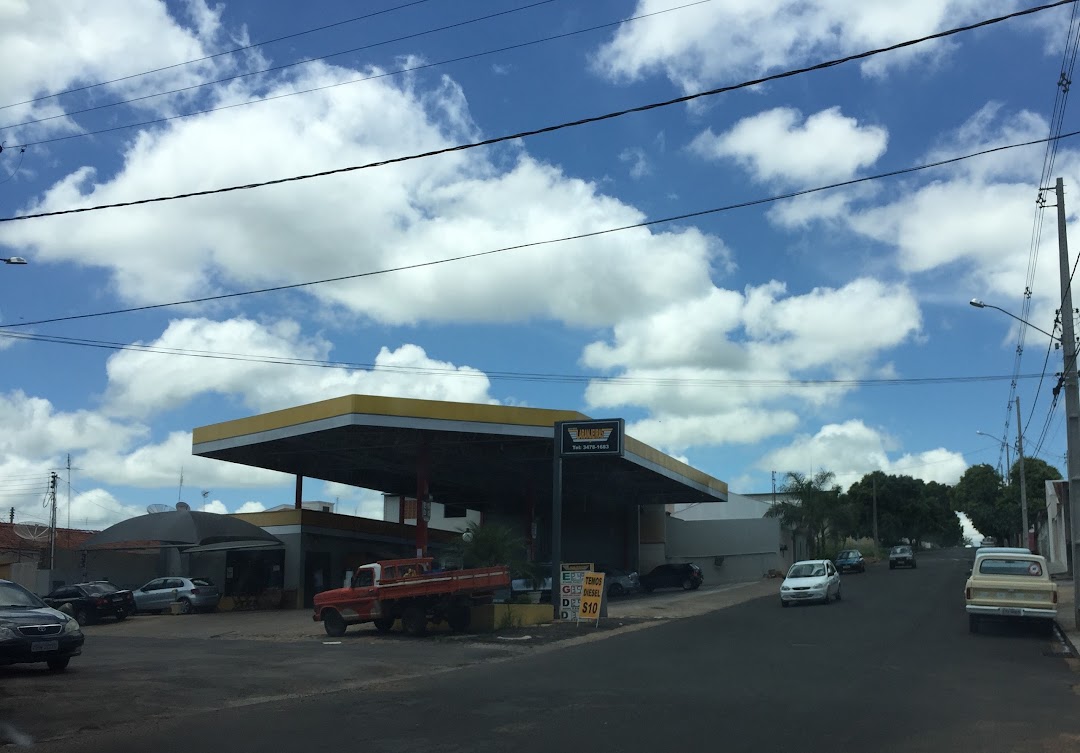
xmin=134 ymin=577 xmax=221 ymax=614
xmin=43 ymin=581 xmax=135 ymax=625
xmin=965 ymin=551 xmax=1056 ymax=634
xmin=0 ymin=578 xmax=84 ymax=671
xmin=889 ymin=545 xmax=916 ymax=569
xmin=834 ymin=549 xmax=866 ymax=574
xmin=640 ymin=563 xmax=702 ymax=593
xmin=780 ymin=559 xmax=841 ymax=607
xmin=599 ymin=567 xmax=640 ymax=597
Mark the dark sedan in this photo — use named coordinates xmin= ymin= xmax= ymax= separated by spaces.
xmin=835 ymin=549 xmax=866 ymax=573
xmin=640 ymin=563 xmax=703 ymax=593
xmin=0 ymin=579 xmax=84 ymax=672
xmin=43 ymin=582 xmax=136 ymax=625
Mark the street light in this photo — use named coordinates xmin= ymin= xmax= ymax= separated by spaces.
xmin=969 ymin=299 xmax=1060 ymax=342
xmin=975 ymin=430 xmax=1011 ymax=475
xmin=1 ymin=257 xmax=27 ymax=265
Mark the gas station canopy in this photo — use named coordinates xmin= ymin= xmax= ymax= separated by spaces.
xmin=192 ymin=395 xmax=728 ymax=510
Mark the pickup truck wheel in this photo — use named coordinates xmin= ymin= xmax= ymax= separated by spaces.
xmin=447 ymin=606 xmax=471 ymax=633
xmin=373 ymin=618 xmax=394 ymax=633
xmin=323 ymin=611 xmax=347 ymax=637
xmin=402 ymin=606 xmax=427 ymax=637
xmin=968 ymin=614 xmax=979 ymax=634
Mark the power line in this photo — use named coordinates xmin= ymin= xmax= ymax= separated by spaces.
xmin=0 ymin=0 xmax=440 ymax=112
xmin=2 ymin=0 xmax=1072 ymax=224
xmin=2 ymin=126 xmax=1078 ymax=330
xmin=6 ymin=0 xmax=716 ymax=150
xmin=2 ymin=0 xmax=557 ymax=132
xmin=0 ymin=328 xmax=1057 ymax=389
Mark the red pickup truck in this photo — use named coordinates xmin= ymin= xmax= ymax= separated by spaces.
xmin=312 ymin=557 xmax=510 ymax=637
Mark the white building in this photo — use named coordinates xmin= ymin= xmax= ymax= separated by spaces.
xmin=382 ymin=494 xmax=482 ymax=533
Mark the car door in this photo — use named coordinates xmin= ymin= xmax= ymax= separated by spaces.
xmin=827 ymin=562 xmax=839 ymax=595
xmin=137 ymin=579 xmax=167 ymax=611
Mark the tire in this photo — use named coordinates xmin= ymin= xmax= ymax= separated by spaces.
xmin=912 ymin=562 xmax=917 ymax=569
xmin=609 ymin=583 xmax=626 ymax=598
xmin=968 ymin=614 xmax=979 ymax=633
xmin=691 ymin=581 xmax=701 ymax=590
xmin=643 ymin=584 xmax=655 ymax=594
xmin=447 ymin=606 xmax=471 ymax=633
xmin=682 ymin=578 xmax=695 ymax=591
xmin=373 ymin=618 xmax=394 ymax=634
xmin=46 ymin=657 xmax=70 ymax=672
xmin=781 ymin=599 xmax=789 ymax=608
xmin=74 ymin=608 xmax=91 ymax=626
xmin=889 ymin=563 xmax=895 ymax=570
xmin=115 ymin=610 xmax=128 ymax=621
xmin=402 ymin=605 xmax=427 ymax=637
xmin=323 ymin=610 xmax=347 ymax=637
xmin=177 ymin=599 xmax=192 ymax=615
xmin=822 ymin=589 xmax=831 ymax=605
xmin=835 ymin=586 xmax=842 ymax=602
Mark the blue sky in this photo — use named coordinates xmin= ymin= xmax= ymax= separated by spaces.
xmin=0 ymin=0 xmax=1076 ymax=531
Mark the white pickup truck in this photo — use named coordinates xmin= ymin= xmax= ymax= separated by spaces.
xmin=965 ymin=550 xmax=1057 ymax=634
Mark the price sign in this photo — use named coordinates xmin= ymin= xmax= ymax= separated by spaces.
xmin=558 ymin=563 xmax=593 ymax=620
xmin=577 ymin=572 xmax=605 ymax=625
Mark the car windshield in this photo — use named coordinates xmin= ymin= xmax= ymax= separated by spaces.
xmin=979 ymin=558 xmax=1045 ymax=577
xmin=788 ymin=563 xmax=826 ymax=578
xmin=839 ymin=551 xmax=857 ymax=559
xmin=83 ymin=583 xmax=119 ymax=595
xmin=892 ymin=547 xmax=912 ymax=555
xmin=0 ymin=582 xmax=44 ymax=608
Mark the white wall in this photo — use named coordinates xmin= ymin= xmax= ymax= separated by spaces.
xmin=670 ymin=493 xmax=774 ymax=521
xmin=382 ymin=495 xmax=482 ymax=533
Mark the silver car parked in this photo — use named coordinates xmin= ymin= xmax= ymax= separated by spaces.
xmin=134 ymin=577 xmax=221 ymax=614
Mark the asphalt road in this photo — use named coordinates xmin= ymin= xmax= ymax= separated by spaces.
xmin=16 ymin=550 xmax=1080 ymax=752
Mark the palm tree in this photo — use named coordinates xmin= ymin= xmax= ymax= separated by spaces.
xmin=766 ymin=470 xmax=841 ymax=557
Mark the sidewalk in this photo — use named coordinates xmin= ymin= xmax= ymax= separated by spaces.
xmin=607 ymin=578 xmax=778 ymax=620
xmin=1054 ymin=577 xmax=1080 ymax=652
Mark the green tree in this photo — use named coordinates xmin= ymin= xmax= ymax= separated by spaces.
xmin=766 ymin=470 xmax=842 ymax=557
xmin=951 ymin=463 xmax=1012 ymax=544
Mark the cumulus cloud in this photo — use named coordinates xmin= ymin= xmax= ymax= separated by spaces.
xmin=102 ymin=317 xmax=496 ymax=418
xmin=200 ymin=500 xmax=228 ymax=514
xmin=0 ymin=61 xmax=724 ymax=330
xmin=583 ymin=278 xmax=922 ymax=450
xmin=756 ymin=420 xmax=968 ymax=489
xmin=690 ymin=107 xmax=888 ymax=185
xmin=591 ymin=0 xmax=1029 ymax=93
xmin=619 ymin=147 xmax=651 ymax=179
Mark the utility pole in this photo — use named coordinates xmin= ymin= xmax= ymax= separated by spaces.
xmin=872 ymin=475 xmax=879 ymax=544
xmin=1016 ymin=397 xmax=1029 ymax=549
xmin=47 ymin=472 xmax=58 ymax=581
xmin=1052 ymin=177 xmax=1080 ymax=630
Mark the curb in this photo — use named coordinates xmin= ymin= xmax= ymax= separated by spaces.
xmin=1053 ymin=620 xmax=1078 ymax=657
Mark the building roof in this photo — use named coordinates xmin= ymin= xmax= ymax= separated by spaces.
xmin=193 ymin=395 xmax=728 ymax=512
xmin=0 ymin=523 xmax=96 ymax=553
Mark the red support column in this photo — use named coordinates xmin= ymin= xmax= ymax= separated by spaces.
xmin=416 ymin=440 xmax=429 ymax=557
xmin=294 ymin=475 xmax=303 ymax=510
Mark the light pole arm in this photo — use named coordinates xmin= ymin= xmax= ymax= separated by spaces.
xmin=969 ymin=299 xmax=1060 ymax=342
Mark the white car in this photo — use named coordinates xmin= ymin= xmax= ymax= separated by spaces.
xmin=780 ymin=559 xmax=842 ymax=607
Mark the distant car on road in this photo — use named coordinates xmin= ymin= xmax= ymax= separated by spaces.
xmin=780 ymin=559 xmax=841 ymax=607
xmin=43 ymin=581 xmax=135 ymax=625
xmin=0 ymin=579 xmax=84 ymax=671
xmin=965 ymin=551 xmax=1056 ymax=634
xmin=599 ymin=567 xmax=640 ymax=597
xmin=889 ymin=545 xmax=916 ymax=570
xmin=134 ymin=577 xmax=221 ymax=614
xmin=834 ymin=549 xmax=866 ymax=574
xmin=640 ymin=563 xmax=703 ymax=593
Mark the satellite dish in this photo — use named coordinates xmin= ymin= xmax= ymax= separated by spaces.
xmin=175 ymin=501 xmax=191 ymax=512
xmin=13 ymin=522 xmax=51 ymax=541
xmin=146 ymin=503 xmax=173 ymax=514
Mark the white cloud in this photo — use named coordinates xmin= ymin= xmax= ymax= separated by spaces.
xmin=200 ymin=499 xmax=228 ymax=514
xmin=0 ymin=62 xmax=724 ymax=330
xmin=756 ymin=420 xmax=968 ymax=489
xmin=102 ymin=317 xmax=496 ymax=418
xmin=690 ymin=107 xmax=888 ymax=185
xmin=0 ymin=0 xmax=239 ymax=142
xmin=583 ymin=278 xmax=921 ymax=450
xmin=320 ymin=482 xmax=385 ymax=519
xmin=591 ymin=0 xmax=1027 ymax=94
xmin=619 ymin=147 xmax=651 ymax=179
xmin=235 ymin=501 xmax=266 ymax=514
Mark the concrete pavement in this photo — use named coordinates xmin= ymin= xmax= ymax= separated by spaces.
xmin=21 ymin=549 xmax=1080 ymax=753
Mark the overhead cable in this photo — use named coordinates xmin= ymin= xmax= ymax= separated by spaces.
xmin=2 ymin=0 xmax=1074 ymax=224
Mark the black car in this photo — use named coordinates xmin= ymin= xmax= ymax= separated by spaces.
xmin=0 ymin=578 xmax=84 ymax=672
xmin=43 ymin=582 xmax=136 ymax=625
xmin=640 ymin=563 xmax=703 ymax=593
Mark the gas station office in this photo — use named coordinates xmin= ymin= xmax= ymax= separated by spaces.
xmin=192 ymin=394 xmax=729 ymax=610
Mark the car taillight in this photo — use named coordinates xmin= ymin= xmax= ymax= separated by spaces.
xmin=965 ymin=588 xmax=971 ymax=600
xmin=96 ymin=597 xmax=108 ymax=606
xmin=1053 ymin=591 xmax=1058 ymax=604
xmin=190 ymin=588 xmax=200 ymax=595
